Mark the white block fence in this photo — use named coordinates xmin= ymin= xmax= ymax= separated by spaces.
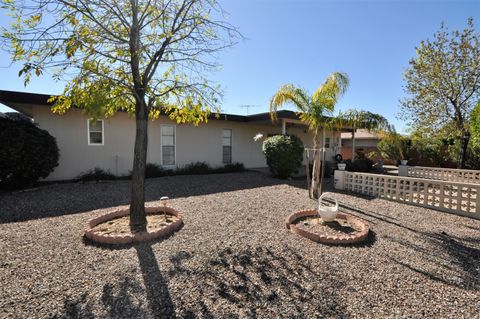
xmin=334 ymin=170 xmax=480 ymax=219
xmin=399 ymin=165 xmax=480 ymax=184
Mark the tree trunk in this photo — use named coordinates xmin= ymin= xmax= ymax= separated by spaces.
xmin=310 ymin=128 xmax=321 ymax=199
xmin=129 ymin=97 xmax=149 ymax=231
xmin=457 ymin=130 xmax=470 ymax=169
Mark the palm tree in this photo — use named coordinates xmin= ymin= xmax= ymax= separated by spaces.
xmin=335 ymin=109 xmax=392 ymax=161
xmin=270 ymin=72 xmax=350 ymax=199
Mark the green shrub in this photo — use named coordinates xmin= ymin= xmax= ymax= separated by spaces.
xmin=145 ymin=163 xmax=168 ymax=178
xmin=466 ymin=146 xmax=480 ymax=169
xmin=324 ymin=161 xmax=334 ymax=177
xmin=0 ymin=115 xmax=59 ymax=188
xmin=221 ymin=162 xmax=245 ymax=173
xmin=77 ymin=167 xmax=116 ymax=182
xmin=345 ymin=158 xmax=374 ymax=172
xmin=262 ymin=135 xmax=304 ymax=179
xmin=308 ymin=161 xmax=334 ymax=179
xmin=177 ymin=161 xmax=211 ymax=175
xmin=211 ymin=162 xmax=245 ymax=174
xmin=127 ymin=162 xmax=246 ymax=179
xmin=176 ymin=162 xmax=245 ymax=175
xmin=377 ymin=133 xmax=410 ymax=162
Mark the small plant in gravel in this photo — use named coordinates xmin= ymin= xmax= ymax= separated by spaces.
xmin=263 ymin=135 xmax=304 ymax=179
xmin=77 ymin=168 xmax=116 ymax=182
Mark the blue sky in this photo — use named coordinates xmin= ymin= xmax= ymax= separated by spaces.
xmin=1 ymin=0 xmax=479 ymax=132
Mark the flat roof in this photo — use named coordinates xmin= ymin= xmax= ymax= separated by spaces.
xmin=0 ymin=89 xmax=300 ymax=123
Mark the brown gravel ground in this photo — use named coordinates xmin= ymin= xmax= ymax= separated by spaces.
xmin=0 ymin=171 xmax=479 ymax=318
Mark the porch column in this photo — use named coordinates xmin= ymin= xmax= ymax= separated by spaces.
xmin=281 ymin=119 xmax=286 ymax=135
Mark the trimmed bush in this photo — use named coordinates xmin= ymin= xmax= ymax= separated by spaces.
xmin=218 ymin=162 xmax=245 ymax=173
xmin=345 ymin=158 xmax=374 ymax=172
xmin=308 ymin=161 xmax=334 ymax=179
xmin=177 ymin=161 xmax=245 ymax=175
xmin=127 ymin=162 xmax=245 ymax=179
xmin=177 ymin=161 xmax=211 ymax=175
xmin=262 ymin=135 xmax=304 ymax=179
xmin=77 ymin=167 xmax=116 ymax=182
xmin=145 ymin=163 xmax=168 ymax=178
xmin=0 ymin=115 xmax=59 ymax=188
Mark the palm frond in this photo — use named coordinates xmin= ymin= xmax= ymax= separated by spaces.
xmin=312 ymin=72 xmax=350 ymax=111
xmin=337 ymin=109 xmax=392 ymax=133
xmin=269 ymin=84 xmax=310 ymax=121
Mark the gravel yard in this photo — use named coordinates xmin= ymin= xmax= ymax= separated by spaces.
xmin=1 ymin=171 xmax=479 ymax=318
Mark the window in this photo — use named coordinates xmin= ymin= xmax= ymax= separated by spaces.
xmin=222 ymin=129 xmax=232 ymax=164
xmin=88 ymin=119 xmax=104 ymax=145
xmin=161 ymin=125 xmax=175 ymax=166
xmin=324 ymin=137 xmax=330 ymax=148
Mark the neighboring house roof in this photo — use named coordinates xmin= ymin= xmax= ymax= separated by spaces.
xmin=0 ymin=89 xmax=299 ymax=123
xmin=341 ymin=129 xmax=380 ymax=140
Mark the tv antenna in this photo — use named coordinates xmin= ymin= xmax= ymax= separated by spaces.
xmin=239 ymin=104 xmax=259 ymax=115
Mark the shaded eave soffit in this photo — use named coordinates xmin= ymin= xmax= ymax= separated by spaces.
xmin=0 ymin=89 xmax=352 ymax=130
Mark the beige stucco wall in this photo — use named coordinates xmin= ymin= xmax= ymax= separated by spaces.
xmin=11 ymin=104 xmax=341 ymax=180
xmin=341 ymin=138 xmax=379 ymax=148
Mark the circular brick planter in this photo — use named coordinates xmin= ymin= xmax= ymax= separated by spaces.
xmin=84 ymin=206 xmax=183 ymax=245
xmin=285 ymin=210 xmax=369 ymax=245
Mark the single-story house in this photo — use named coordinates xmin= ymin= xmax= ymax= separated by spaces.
xmin=0 ymin=90 xmax=345 ymax=181
xmin=340 ymin=129 xmax=381 ymax=160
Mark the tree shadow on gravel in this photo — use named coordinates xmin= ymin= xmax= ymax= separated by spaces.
xmin=49 ymin=293 xmax=95 ymax=319
xmin=98 ymin=243 xmax=176 ymax=318
xmin=388 ymin=231 xmax=480 ymax=291
xmin=51 ymin=243 xmax=176 ymax=319
xmin=337 ymin=203 xmax=426 ymax=236
xmin=100 ymin=276 xmax=149 ymax=318
xmin=0 ymin=171 xmax=308 ymax=223
xmin=134 ymin=243 xmax=176 ymax=318
xmin=168 ymin=246 xmax=350 ymax=318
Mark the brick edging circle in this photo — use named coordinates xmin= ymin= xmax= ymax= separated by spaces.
xmin=285 ymin=210 xmax=369 ymax=244
xmin=84 ymin=206 xmax=183 ymax=245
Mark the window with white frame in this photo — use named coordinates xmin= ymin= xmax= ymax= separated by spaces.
xmin=161 ymin=125 xmax=175 ymax=166
xmin=222 ymin=129 xmax=232 ymax=164
xmin=88 ymin=119 xmax=104 ymax=145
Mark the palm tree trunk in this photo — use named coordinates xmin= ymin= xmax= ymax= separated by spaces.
xmin=310 ymin=127 xmax=321 ymax=199
xmin=319 ymin=127 xmax=326 ymax=196
xmin=129 ymin=97 xmax=149 ymax=232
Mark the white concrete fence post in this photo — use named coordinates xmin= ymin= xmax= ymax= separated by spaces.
xmin=398 ymin=165 xmax=408 ymax=177
xmin=334 ymin=170 xmax=346 ymax=190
